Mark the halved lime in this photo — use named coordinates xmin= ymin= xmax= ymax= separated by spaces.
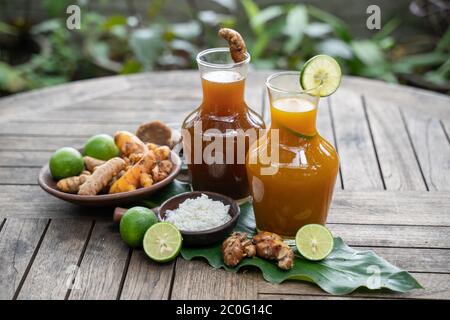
xmin=143 ymin=222 xmax=182 ymax=263
xmin=300 ymin=55 xmax=342 ymax=97
xmin=295 ymin=224 xmax=334 ymax=261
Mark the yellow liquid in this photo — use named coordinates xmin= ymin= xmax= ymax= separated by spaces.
xmin=246 ymin=97 xmax=339 ymax=237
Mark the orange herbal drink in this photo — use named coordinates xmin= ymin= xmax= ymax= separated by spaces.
xmin=246 ymin=72 xmax=339 ymax=237
xmin=182 ymin=48 xmax=264 ymax=199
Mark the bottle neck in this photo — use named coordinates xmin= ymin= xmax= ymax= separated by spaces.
xmin=200 ymin=71 xmax=247 ymax=115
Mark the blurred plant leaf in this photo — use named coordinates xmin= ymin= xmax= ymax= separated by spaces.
xmin=351 ymin=40 xmax=385 ymax=66
xmin=130 ymin=27 xmax=164 ymax=70
xmin=120 ymin=59 xmax=143 ymax=74
xmin=392 ymin=52 xmax=449 ymax=73
xmin=198 ymin=10 xmax=235 ymax=26
xmin=0 ymin=21 xmax=18 ymax=35
xmin=252 ymin=19 xmax=286 ymax=59
xmin=373 ymin=18 xmax=401 ymax=41
xmin=171 ymin=39 xmax=197 ymax=55
xmin=171 ymin=21 xmax=202 ymax=39
xmin=307 ymin=6 xmax=351 ymax=42
xmin=102 ymin=15 xmax=128 ymax=31
xmin=304 ymin=22 xmax=332 ymax=38
xmin=43 ymin=0 xmax=71 ymax=17
xmin=283 ymin=5 xmax=308 ymax=54
xmin=209 ymin=0 xmax=237 ymax=11
xmin=318 ymin=39 xmax=353 ymax=59
xmin=251 ymin=5 xmax=284 ymax=33
xmin=241 ymin=0 xmax=260 ymax=30
xmin=436 ymin=27 xmax=450 ymax=52
xmin=0 ymin=62 xmax=27 ymax=92
xmin=31 ymin=19 xmax=61 ymax=34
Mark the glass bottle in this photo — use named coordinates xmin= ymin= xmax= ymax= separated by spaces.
xmin=182 ymin=48 xmax=265 ymax=199
xmin=246 ymin=72 xmax=339 ymax=237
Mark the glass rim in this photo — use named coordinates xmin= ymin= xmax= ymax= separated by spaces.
xmin=196 ymin=47 xmax=251 ymax=69
xmin=266 ymin=71 xmax=322 ymax=95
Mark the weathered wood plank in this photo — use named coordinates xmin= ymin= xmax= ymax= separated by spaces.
xmin=120 ymin=250 xmax=174 ymax=300
xmin=0 ymin=136 xmax=86 ymax=151
xmin=1 ymin=186 xmax=449 ymax=227
xmin=330 ymin=89 xmax=383 ymax=190
xmin=171 ymin=258 xmax=258 ymax=300
xmin=17 ymin=219 xmax=92 ymax=300
xmin=403 ymin=111 xmax=450 ymax=191
xmin=364 ymin=97 xmax=426 ymax=191
xmin=0 ymin=167 xmax=40 ymax=185
xmin=0 ymin=218 xmax=48 ymax=300
xmin=69 ymin=221 xmax=129 ymax=300
xmin=0 ymin=150 xmax=52 ymax=167
xmin=329 ymin=224 xmax=450 ymax=249
xmin=258 ymin=272 xmax=450 ymax=300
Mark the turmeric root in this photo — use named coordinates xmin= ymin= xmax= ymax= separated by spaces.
xmin=109 ymin=151 xmax=157 ymax=193
xmin=252 ymin=231 xmax=294 ymax=270
xmin=78 ymin=157 xmax=126 ymax=196
xmin=83 ymin=156 xmax=105 ymax=173
xmin=114 ymin=131 xmax=146 ymax=157
xmin=140 ymin=172 xmax=154 ymax=188
xmin=218 ymin=28 xmax=247 ymax=63
xmin=136 ymin=121 xmax=173 ymax=147
xmin=57 ymin=171 xmax=91 ymax=194
xmin=222 ymin=232 xmax=256 ymax=267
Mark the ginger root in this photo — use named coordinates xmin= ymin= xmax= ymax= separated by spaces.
xmin=57 ymin=171 xmax=91 ymax=194
xmin=136 ymin=121 xmax=173 ymax=148
xmin=218 ymin=28 xmax=247 ymax=63
xmin=252 ymin=231 xmax=294 ymax=270
xmin=83 ymin=156 xmax=105 ymax=173
xmin=114 ymin=131 xmax=146 ymax=157
xmin=78 ymin=157 xmax=126 ymax=196
xmin=109 ymin=151 xmax=157 ymax=193
xmin=151 ymin=146 xmax=173 ymax=182
xmin=222 ymin=232 xmax=256 ymax=267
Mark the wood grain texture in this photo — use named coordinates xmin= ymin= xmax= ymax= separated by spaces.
xmin=0 ymin=167 xmax=40 ymax=185
xmin=171 ymin=258 xmax=258 ymax=300
xmin=258 ymin=272 xmax=450 ymax=300
xmin=0 ymin=150 xmax=52 ymax=167
xmin=364 ymin=97 xmax=426 ymax=191
xmin=120 ymin=250 xmax=174 ymax=300
xmin=403 ymin=111 xmax=450 ymax=191
xmin=68 ymin=221 xmax=129 ymax=300
xmin=330 ymin=89 xmax=383 ymax=190
xmin=0 ymin=218 xmax=48 ymax=300
xmin=17 ymin=219 xmax=92 ymax=300
xmin=0 ymin=136 xmax=86 ymax=151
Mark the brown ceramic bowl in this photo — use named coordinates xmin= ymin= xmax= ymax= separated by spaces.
xmin=38 ymin=150 xmax=182 ymax=207
xmin=158 ymin=191 xmax=240 ymax=247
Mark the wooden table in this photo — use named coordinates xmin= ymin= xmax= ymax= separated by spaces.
xmin=0 ymin=71 xmax=449 ymax=300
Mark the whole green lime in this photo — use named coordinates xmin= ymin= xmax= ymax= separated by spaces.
xmin=120 ymin=207 xmax=158 ymax=248
xmin=83 ymin=134 xmax=119 ymax=161
xmin=49 ymin=147 xmax=84 ymax=180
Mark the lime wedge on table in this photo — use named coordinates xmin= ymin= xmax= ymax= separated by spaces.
xmin=295 ymin=224 xmax=334 ymax=261
xmin=143 ymin=222 xmax=182 ymax=263
xmin=300 ymin=55 xmax=342 ymax=97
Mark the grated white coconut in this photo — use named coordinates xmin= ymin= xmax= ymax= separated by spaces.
xmin=165 ymin=194 xmax=231 ymax=231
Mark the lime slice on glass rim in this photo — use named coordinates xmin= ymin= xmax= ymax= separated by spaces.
xmin=295 ymin=224 xmax=334 ymax=261
xmin=143 ymin=222 xmax=182 ymax=263
xmin=300 ymin=55 xmax=342 ymax=97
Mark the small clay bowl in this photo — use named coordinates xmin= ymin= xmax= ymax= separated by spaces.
xmin=158 ymin=191 xmax=240 ymax=247
xmin=38 ymin=150 xmax=182 ymax=207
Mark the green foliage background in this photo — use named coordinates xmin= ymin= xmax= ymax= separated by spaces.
xmin=0 ymin=0 xmax=448 ymax=95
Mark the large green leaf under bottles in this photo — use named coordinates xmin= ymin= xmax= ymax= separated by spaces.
xmin=145 ymin=182 xmax=422 ymax=295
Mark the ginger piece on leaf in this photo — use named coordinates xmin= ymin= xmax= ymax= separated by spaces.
xmin=136 ymin=121 xmax=173 ymax=148
xmin=218 ymin=28 xmax=247 ymax=63
xmin=109 ymin=151 xmax=156 ymax=193
xmin=78 ymin=157 xmax=126 ymax=196
xmin=222 ymin=232 xmax=256 ymax=267
xmin=57 ymin=171 xmax=91 ymax=194
xmin=83 ymin=156 xmax=105 ymax=173
xmin=252 ymin=231 xmax=294 ymax=270
xmin=114 ymin=131 xmax=146 ymax=157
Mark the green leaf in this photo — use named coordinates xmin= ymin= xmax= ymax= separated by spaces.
xmin=140 ymin=180 xmax=192 ymax=208
xmin=241 ymin=0 xmax=260 ymax=32
xmin=102 ymin=15 xmax=128 ymax=31
xmin=351 ymin=40 xmax=385 ymax=66
xmin=234 ymin=201 xmax=256 ymax=234
xmin=129 ymin=27 xmax=165 ymax=70
xmin=120 ymin=60 xmax=143 ymax=74
xmin=210 ymin=0 xmax=237 ymax=11
xmin=304 ymin=22 xmax=332 ymax=38
xmin=171 ymin=21 xmax=202 ymax=39
xmin=372 ymin=18 xmax=401 ymax=41
xmin=283 ymin=5 xmax=308 ymax=54
xmin=307 ymin=6 xmax=352 ymax=42
xmin=182 ymin=233 xmax=422 ymax=295
xmin=251 ymin=5 xmax=285 ymax=33
xmin=318 ymin=39 xmax=353 ymax=59
xmin=436 ymin=27 xmax=450 ymax=52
